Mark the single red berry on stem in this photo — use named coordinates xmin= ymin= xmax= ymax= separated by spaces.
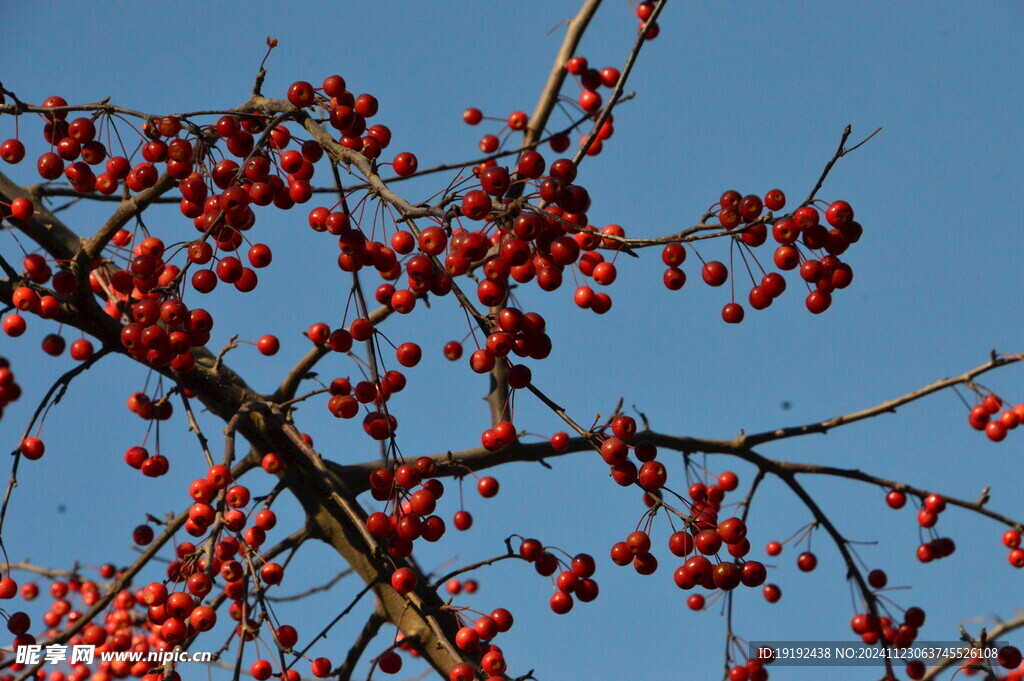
xmin=390 ymin=567 xmax=416 ymax=594
xmin=287 ymin=81 xmax=315 ymax=108
xmin=257 ymin=335 xmax=280 ymax=356
xmin=886 ymin=490 xmax=907 ymax=509
xmin=702 ymin=261 xmax=728 ymax=286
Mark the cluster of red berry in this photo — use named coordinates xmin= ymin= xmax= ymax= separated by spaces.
xmin=724 ymin=656 xmax=775 ymax=681
xmin=463 ymin=108 xmax=534 ymax=154
xmin=569 ymin=414 xmax=769 ymax=599
xmin=968 ymin=393 xmax=1024 ymax=442
xmin=363 ymin=458 xmax=528 ymax=676
xmin=849 ymin=606 xmax=925 ymax=650
xmin=122 ymin=445 xmax=170 ymax=479
xmin=452 ymin=138 xmax=635 ymax=315
xmin=115 ymin=459 xmax=308 ymax=680
xmin=0 ymin=70 xmax=421 ymax=373
xmin=364 ymin=457 xmax=504 ymax=559
xmin=634 ymin=1 xmax=662 ymax=39
xmin=0 ymin=568 xmax=176 ymax=681
xmin=6 ymin=273 xmax=93 ymax=357
xmin=760 ymin=539 xmax=818 ymax=603
xmin=662 ymin=190 xmax=862 ymax=323
xmin=461 ymin=0 xmax=659 ymax=160
xmin=517 ymin=538 xmax=598 ymax=615
xmin=885 ymin=490 xmax=958 ymax=563
xmin=323 ymin=368 xmax=404 ymax=441
xmin=565 ymin=55 xmax=620 ymax=154
xmin=445 ymin=307 xmax=549 ymax=381
xmin=116 ymin=251 xmax=211 ymax=371
xmin=444 ymin=605 xmax=514 ymax=681
xmin=125 ymin=390 xmax=174 ymax=421
xmin=1004 ymin=529 xmax=1024 ymax=569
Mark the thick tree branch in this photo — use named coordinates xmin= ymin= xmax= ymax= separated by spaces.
xmin=0 ymin=170 xmax=82 ymax=258
xmin=81 ymin=172 xmax=176 ymax=261
xmin=336 ymin=608 xmax=388 ymax=681
xmin=523 ymin=0 xmax=604 ymax=149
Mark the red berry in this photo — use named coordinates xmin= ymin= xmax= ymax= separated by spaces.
xmin=390 ymin=567 xmax=416 ymax=594
xmin=20 ymin=437 xmax=44 ymax=460
xmin=550 ymin=591 xmax=574 ymax=614
xmin=287 ymin=81 xmax=315 ymax=108
xmin=392 ymin=152 xmax=418 ymax=177
xmin=796 ymin=552 xmax=817 ymax=572
xmin=764 ymin=189 xmax=786 ymax=211
xmin=701 ymin=261 xmax=728 ymax=286
xmin=998 ymin=646 xmax=1023 ymax=670
xmin=722 ymin=302 xmax=744 ymax=324
xmin=11 ymin=198 xmax=34 ymax=221
xmin=986 ymin=420 xmax=1008 ymax=442
xmin=805 ymin=290 xmax=832 ymax=314
xmin=257 ymin=335 xmax=280 ymax=356
xmin=396 ymin=342 xmax=422 ymax=367
xmin=461 ymin=190 xmax=491 ymax=220
xmin=477 ymin=476 xmax=499 ymax=498
xmin=886 ymin=490 xmax=906 ymax=509
xmin=453 ymin=510 xmax=473 ymax=531
xmin=825 ymin=200 xmax=854 ymax=227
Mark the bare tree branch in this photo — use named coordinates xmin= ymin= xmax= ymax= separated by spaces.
xmin=336 ymin=608 xmax=388 ymax=681
xmin=740 ymin=352 xmax=1024 ymax=448
xmin=81 ymin=172 xmax=176 ymax=261
xmin=523 ymin=0 xmax=604 ymax=150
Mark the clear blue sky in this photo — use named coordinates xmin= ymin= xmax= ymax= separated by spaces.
xmin=2 ymin=3 xmax=1023 ymax=681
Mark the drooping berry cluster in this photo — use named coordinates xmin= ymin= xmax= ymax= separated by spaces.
xmin=517 ymin=538 xmax=599 ymax=614
xmin=885 ymin=490 xmax=957 ymax=563
xmin=967 ymin=392 xmax=1024 ymax=442
xmin=586 ymin=415 xmax=770 ymax=603
xmin=661 ymin=190 xmax=863 ymax=323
